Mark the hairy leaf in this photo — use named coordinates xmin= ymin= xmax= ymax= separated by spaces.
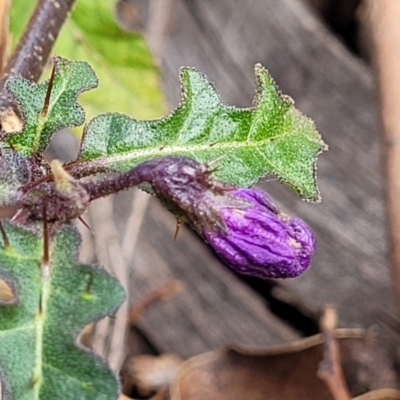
xmin=0 ymin=223 xmax=125 ymax=399
xmin=5 ymin=57 xmax=97 ymax=156
xmin=80 ymin=65 xmax=326 ymax=201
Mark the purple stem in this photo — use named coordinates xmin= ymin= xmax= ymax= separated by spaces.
xmin=81 ymin=156 xmax=216 ymax=201
xmin=82 ymin=157 xmax=175 ymax=201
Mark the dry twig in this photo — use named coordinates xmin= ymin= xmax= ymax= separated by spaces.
xmin=317 ymin=305 xmax=351 ymax=400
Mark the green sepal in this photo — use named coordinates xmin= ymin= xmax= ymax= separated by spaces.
xmin=79 ymin=64 xmax=326 ymax=201
xmin=5 ymin=57 xmax=97 ymax=156
xmin=0 ymin=222 xmax=125 ymax=399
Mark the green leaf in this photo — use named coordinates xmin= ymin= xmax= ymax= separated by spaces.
xmin=0 ymin=223 xmax=125 ymax=399
xmin=8 ymin=0 xmax=165 ymax=122
xmin=80 ymin=65 xmax=327 ymax=201
xmin=5 ymin=57 xmax=97 ymax=156
xmin=53 ymin=0 xmax=165 ymax=121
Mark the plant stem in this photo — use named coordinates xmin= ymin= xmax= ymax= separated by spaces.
xmin=0 ymin=0 xmax=76 ymax=112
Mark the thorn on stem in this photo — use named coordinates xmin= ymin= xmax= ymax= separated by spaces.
xmin=10 ymin=208 xmax=25 ymax=223
xmin=85 ymin=273 xmax=94 ymax=295
xmin=205 ymin=167 xmax=220 ymax=175
xmin=173 ymin=219 xmax=182 ymax=242
xmin=78 ymin=216 xmax=94 ymax=234
xmin=20 ymin=172 xmax=54 ymax=194
xmin=63 ymin=159 xmax=82 ymax=171
xmin=42 ymin=202 xmax=49 ymax=265
xmin=206 ymin=155 xmax=225 ymax=167
xmin=38 ymin=292 xmax=43 ymax=315
xmin=0 ymin=221 xmax=10 ymax=248
xmin=5 ymin=139 xmax=16 ymax=151
xmin=32 ymin=375 xmax=40 ymax=386
xmin=41 ymin=61 xmax=56 ymax=117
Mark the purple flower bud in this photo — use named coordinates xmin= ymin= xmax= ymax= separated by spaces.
xmin=202 ymin=188 xmax=315 ymax=279
xmin=93 ymin=156 xmax=315 ymax=279
xmin=79 ymin=155 xmax=316 ymax=278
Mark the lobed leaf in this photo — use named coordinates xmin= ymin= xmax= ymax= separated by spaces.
xmin=80 ymin=65 xmax=327 ymax=201
xmin=0 ymin=223 xmax=125 ymax=399
xmin=5 ymin=57 xmax=97 ymax=156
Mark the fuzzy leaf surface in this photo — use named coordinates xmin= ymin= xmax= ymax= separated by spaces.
xmin=80 ymin=65 xmax=326 ymax=201
xmin=5 ymin=57 xmax=97 ymax=156
xmin=0 ymin=223 xmax=125 ymax=399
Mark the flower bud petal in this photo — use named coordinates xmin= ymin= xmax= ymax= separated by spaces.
xmin=203 ymin=188 xmax=315 ymax=279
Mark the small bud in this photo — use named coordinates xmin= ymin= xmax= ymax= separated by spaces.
xmin=202 ymin=188 xmax=315 ymax=279
xmin=50 ymin=160 xmax=89 ymax=213
xmin=20 ymin=160 xmax=89 ymax=222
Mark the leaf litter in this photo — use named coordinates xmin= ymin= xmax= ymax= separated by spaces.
xmin=121 ymin=306 xmax=399 ymax=400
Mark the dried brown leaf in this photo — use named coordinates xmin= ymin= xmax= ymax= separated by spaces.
xmin=353 ymin=389 xmax=400 ymax=400
xmin=170 ymin=329 xmax=396 ymax=400
xmin=122 ymin=353 xmax=183 ymax=397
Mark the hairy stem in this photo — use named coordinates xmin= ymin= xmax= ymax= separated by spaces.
xmin=82 ymin=156 xmax=215 ymax=202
